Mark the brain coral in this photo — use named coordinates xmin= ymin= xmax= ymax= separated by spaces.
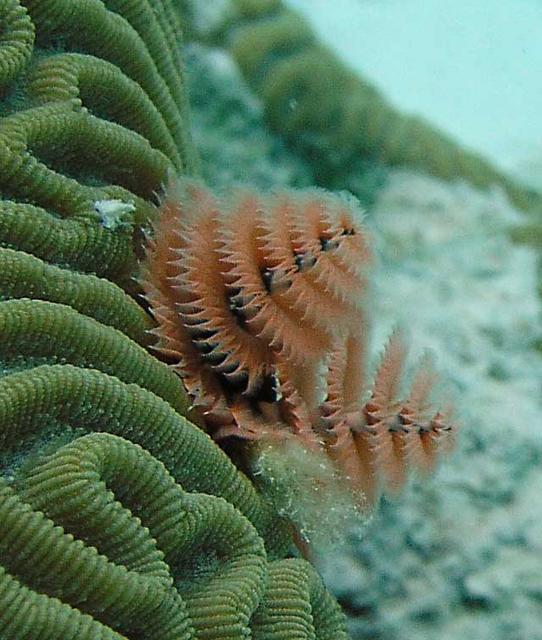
xmin=0 ymin=0 xmax=349 ymax=637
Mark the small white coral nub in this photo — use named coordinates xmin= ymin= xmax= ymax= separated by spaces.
xmin=94 ymin=199 xmax=135 ymax=230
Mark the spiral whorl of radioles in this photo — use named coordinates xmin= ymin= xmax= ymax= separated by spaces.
xmin=143 ymin=180 xmax=457 ymax=508
xmin=142 ymin=179 xmax=372 ymax=436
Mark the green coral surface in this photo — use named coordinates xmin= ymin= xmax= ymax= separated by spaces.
xmin=0 ymin=0 xmax=349 ymax=637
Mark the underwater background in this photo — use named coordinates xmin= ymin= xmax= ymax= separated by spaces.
xmin=187 ymin=1 xmax=542 ymax=638
xmin=289 ymin=0 xmax=542 ymax=181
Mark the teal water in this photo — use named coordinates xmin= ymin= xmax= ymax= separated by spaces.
xmin=287 ymin=0 xmax=542 ymax=181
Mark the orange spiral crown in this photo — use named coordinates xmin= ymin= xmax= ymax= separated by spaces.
xmin=141 ymin=179 xmax=455 ymax=506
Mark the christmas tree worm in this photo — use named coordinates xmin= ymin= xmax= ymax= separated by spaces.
xmin=0 ymin=0 xmax=348 ymax=637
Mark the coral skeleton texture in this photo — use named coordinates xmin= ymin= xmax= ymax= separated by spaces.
xmin=143 ymin=179 xmax=456 ymax=506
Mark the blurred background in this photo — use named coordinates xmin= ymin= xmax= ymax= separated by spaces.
xmin=186 ymin=1 xmax=542 ymax=637
xmin=288 ymin=0 xmax=542 ymax=184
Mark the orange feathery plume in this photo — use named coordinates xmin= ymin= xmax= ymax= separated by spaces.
xmin=141 ymin=178 xmax=456 ymax=508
